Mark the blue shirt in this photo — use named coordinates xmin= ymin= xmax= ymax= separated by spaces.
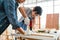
xmin=0 ymin=0 xmax=20 ymax=35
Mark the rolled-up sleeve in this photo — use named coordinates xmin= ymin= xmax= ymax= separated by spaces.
xmin=3 ymin=0 xmax=20 ymax=29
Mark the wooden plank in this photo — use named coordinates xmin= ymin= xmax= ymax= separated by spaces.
xmin=46 ymin=14 xmax=59 ymax=30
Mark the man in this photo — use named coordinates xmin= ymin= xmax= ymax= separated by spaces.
xmin=27 ymin=6 xmax=42 ymax=40
xmin=19 ymin=6 xmax=42 ymax=31
xmin=31 ymin=6 xmax=42 ymax=29
xmin=0 ymin=0 xmax=29 ymax=35
xmin=17 ymin=6 xmax=42 ymax=40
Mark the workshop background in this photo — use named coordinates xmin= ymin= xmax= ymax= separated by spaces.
xmin=0 ymin=0 xmax=60 ymax=40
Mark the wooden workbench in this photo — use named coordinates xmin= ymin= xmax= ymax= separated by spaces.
xmin=11 ymin=32 xmax=59 ymax=40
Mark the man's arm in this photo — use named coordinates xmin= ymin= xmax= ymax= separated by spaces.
xmin=4 ymin=0 xmax=25 ymax=34
xmin=19 ymin=7 xmax=27 ymax=18
xmin=19 ymin=7 xmax=30 ymax=25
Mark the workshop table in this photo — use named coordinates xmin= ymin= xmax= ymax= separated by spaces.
xmin=11 ymin=33 xmax=59 ymax=40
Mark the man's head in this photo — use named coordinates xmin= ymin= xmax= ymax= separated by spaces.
xmin=32 ymin=6 xmax=42 ymax=18
xmin=16 ymin=0 xmax=25 ymax=3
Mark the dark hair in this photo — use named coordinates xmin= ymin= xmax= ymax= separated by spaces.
xmin=33 ymin=6 xmax=42 ymax=16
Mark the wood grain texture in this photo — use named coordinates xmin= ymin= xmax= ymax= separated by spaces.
xmin=46 ymin=14 xmax=59 ymax=30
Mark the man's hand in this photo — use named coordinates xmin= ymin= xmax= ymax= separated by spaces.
xmin=24 ymin=17 xmax=30 ymax=25
xmin=16 ymin=28 xmax=25 ymax=35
